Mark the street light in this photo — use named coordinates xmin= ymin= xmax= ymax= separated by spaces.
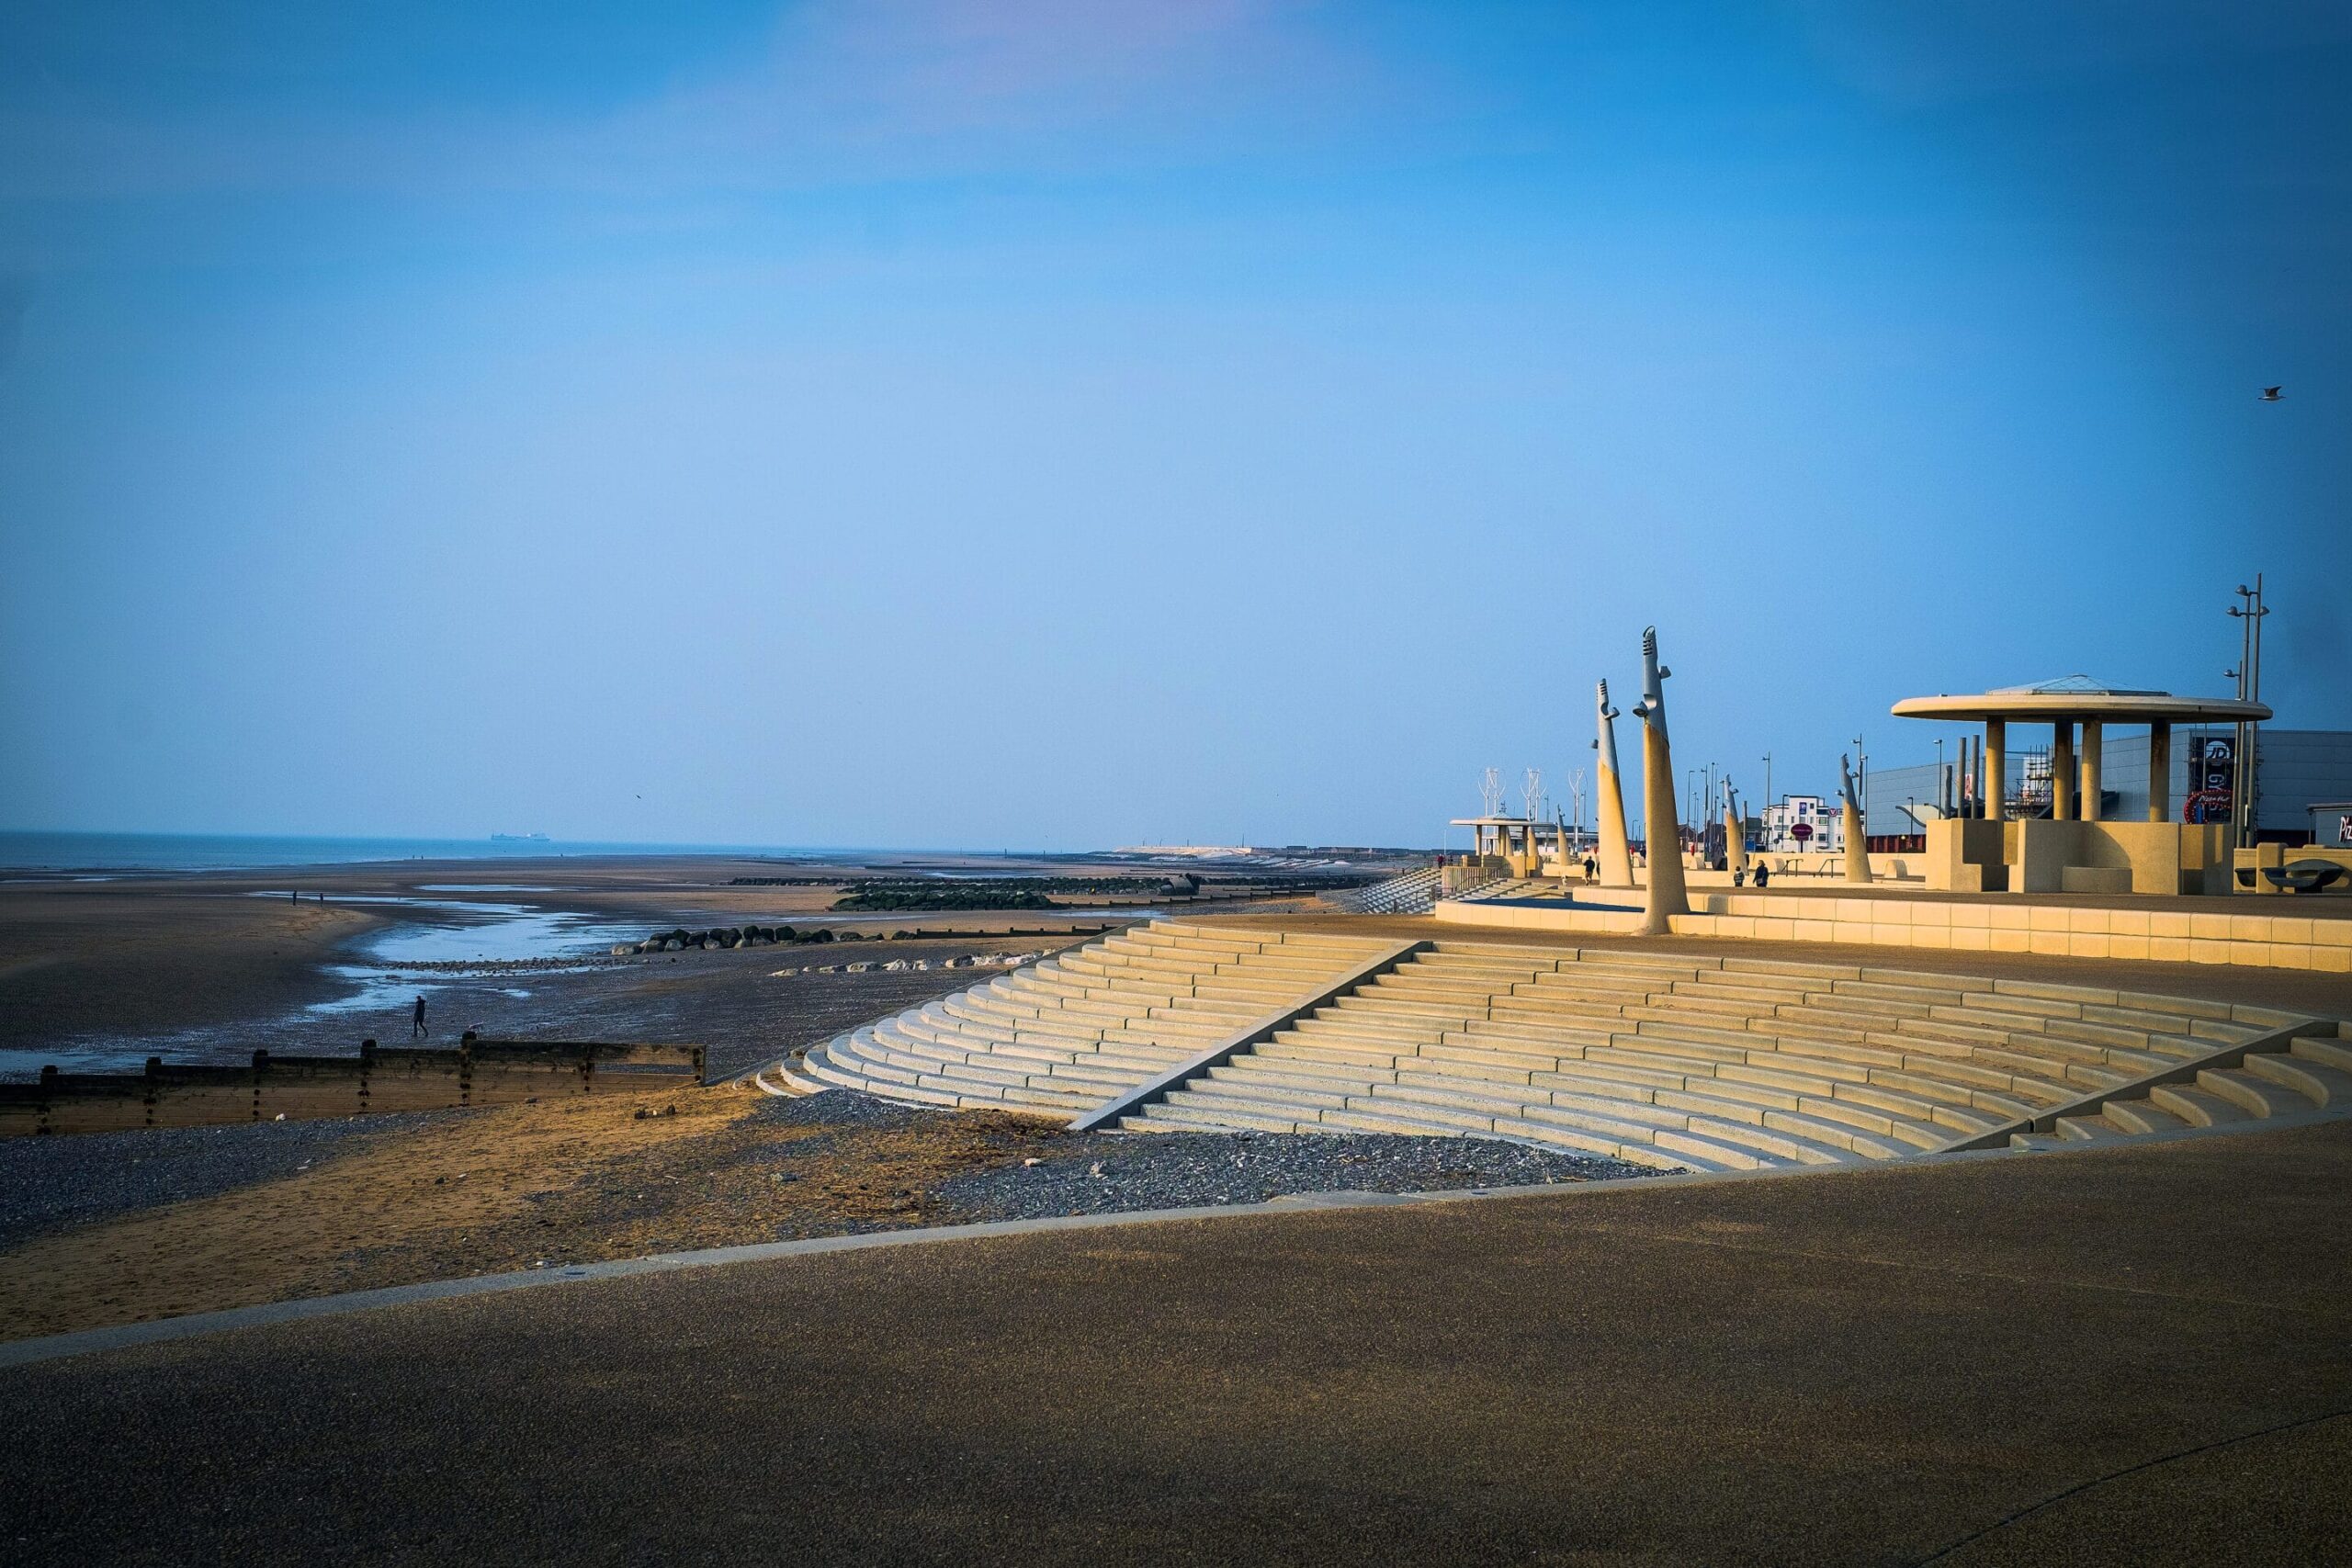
xmin=2228 ymin=576 xmax=2269 ymax=849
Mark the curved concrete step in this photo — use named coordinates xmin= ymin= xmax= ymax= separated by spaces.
xmin=2250 ymin=1050 xmax=2352 ymax=1108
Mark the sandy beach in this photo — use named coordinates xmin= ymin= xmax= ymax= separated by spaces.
xmin=0 ymin=844 xmax=1449 ymax=1342
xmin=0 ymin=851 xmax=1194 ymax=1076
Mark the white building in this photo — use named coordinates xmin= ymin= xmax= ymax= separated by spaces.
xmin=1760 ymin=795 xmax=1843 ymax=854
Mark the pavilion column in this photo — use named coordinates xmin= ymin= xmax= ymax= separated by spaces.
xmin=2080 ymin=721 xmax=2104 ymax=822
xmin=2148 ymin=722 xmax=2172 ymax=822
xmin=1984 ymin=721 xmax=2006 ymax=823
xmin=2051 ymin=720 xmax=2075 ymax=820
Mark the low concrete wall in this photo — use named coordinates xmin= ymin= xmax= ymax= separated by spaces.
xmin=1434 ymin=893 xmax=2352 ymax=974
xmin=1926 ymin=818 xmax=2231 ymax=897
xmin=0 ymin=1037 xmax=707 ymax=1137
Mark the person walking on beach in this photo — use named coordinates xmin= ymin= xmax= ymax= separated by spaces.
xmin=412 ymin=995 xmax=428 ymax=1039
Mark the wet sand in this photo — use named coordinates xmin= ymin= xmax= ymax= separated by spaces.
xmin=0 ymin=885 xmax=386 ymax=1050
xmin=0 ymin=853 xmax=1146 ymax=1074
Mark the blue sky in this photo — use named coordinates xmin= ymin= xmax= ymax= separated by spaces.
xmin=2 ymin=1 xmax=2346 ymax=849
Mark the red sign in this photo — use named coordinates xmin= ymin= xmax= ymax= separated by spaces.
xmin=1789 ymin=822 xmax=1813 ymax=842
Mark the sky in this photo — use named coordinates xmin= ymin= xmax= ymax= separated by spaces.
xmin=2 ymin=0 xmax=2346 ymax=851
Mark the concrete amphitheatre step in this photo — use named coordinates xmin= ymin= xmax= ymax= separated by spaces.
xmin=1116 ymin=941 xmax=2334 ymax=1171
xmin=755 ymin=920 xmax=1404 ymax=1112
xmin=745 ymin=925 xmax=2339 ymax=1174
xmin=2008 ymin=1032 xmax=2352 ymax=1152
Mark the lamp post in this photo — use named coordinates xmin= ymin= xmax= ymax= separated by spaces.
xmin=2228 ymin=576 xmax=2268 ymax=849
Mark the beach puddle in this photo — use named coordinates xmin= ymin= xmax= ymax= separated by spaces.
xmin=288 ymin=900 xmax=643 ymax=1014
xmin=354 ymin=902 xmax=641 ymax=965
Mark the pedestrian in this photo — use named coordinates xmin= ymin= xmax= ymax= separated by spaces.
xmin=1582 ymin=855 xmax=1597 ymax=880
xmin=1733 ymin=866 xmax=1747 ymax=887
xmin=1753 ymin=862 xmax=1770 ymax=889
xmin=412 ymin=994 xmax=428 ymax=1039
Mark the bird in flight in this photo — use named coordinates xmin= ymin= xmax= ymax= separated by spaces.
xmin=2259 ymin=386 xmax=2283 ymax=400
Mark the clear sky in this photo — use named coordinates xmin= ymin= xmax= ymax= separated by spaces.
xmin=3 ymin=1 xmax=2346 ymax=850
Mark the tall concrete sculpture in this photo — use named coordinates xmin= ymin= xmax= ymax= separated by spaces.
xmin=1628 ymin=626 xmax=1690 ymax=935
xmin=1724 ymin=778 xmax=1748 ymax=878
xmin=1838 ymin=753 xmax=1871 ymax=884
xmin=1591 ymin=681 xmax=1634 ymax=887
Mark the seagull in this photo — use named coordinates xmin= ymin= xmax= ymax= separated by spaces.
xmin=2260 ymin=386 xmax=2283 ymax=401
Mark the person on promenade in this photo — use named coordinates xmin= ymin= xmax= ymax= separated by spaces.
xmin=412 ymin=995 xmax=428 ymax=1039
xmin=1752 ymin=862 xmax=1770 ymax=888
xmin=1582 ymin=855 xmax=1597 ymax=881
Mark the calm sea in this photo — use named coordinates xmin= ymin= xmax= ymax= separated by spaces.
xmin=0 ymin=831 xmax=838 ymax=874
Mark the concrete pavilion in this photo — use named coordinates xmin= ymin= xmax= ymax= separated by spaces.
xmin=1891 ymin=676 xmax=2270 ymax=896
xmin=1450 ymin=817 xmax=1575 ymax=878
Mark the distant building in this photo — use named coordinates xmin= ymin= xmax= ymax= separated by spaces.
xmin=1760 ymin=795 xmax=1842 ymax=854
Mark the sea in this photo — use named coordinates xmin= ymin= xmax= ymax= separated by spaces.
xmin=0 ymin=831 xmax=833 ymax=875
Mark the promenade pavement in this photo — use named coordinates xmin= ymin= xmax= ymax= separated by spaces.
xmin=6 ymin=1122 xmax=2350 ymax=1564
xmin=1223 ymin=908 xmax=2352 ymax=1020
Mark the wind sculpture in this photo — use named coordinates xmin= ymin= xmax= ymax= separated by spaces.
xmin=1627 ymin=626 xmax=1690 ymax=935
xmin=1838 ymin=753 xmax=1872 ymax=884
xmin=1723 ymin=777 xmax=1748 ymax=878
xmin=1591 ymin=681 xmax=1634 ymax=888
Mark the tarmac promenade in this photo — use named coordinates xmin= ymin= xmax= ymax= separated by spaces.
xmin=6 ymin=1122 xmax=2350 ymax=1564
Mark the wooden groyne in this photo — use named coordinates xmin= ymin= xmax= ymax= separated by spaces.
xmin=0 ymin=1034 xmax=707 ymax=1137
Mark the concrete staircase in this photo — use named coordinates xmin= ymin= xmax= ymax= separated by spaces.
xmin=749 ymin=924 xmax=2336 ymax=1178
xmin=1448 ymin=878 xmax=1577 ymax=904
xmin=2009 ymin=1031 xmax=2352 ymax=1151
xmin=1325 ymin=867 xmax=1445 ymax=915
xmin=752 ymin=921 xmax=1400 ymax=1115
xmin=1113 ymin=941 xmax=2326 ymax=1173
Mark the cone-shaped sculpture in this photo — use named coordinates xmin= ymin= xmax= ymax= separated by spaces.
xmin=1724 ymin=780 xmax=1748 ymax=878
xmin=1592 ymin=682 xmax=1634 ymax=887
xmin=1839 ymin=754 xmax=1871 ymax=884
xmin=1628 ymin=627 xmax=1689 ymax=935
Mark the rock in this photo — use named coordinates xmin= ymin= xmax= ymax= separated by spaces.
xmin=609 ymin=944 xmax=636 ymax=957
